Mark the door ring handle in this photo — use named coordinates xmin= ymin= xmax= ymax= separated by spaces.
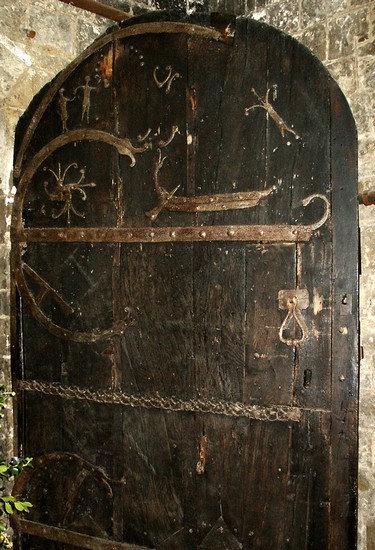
xmin=278 ymin=290 xmax=309 ymax=346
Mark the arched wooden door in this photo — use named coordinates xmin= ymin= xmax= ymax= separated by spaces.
xmin=11 ymin=12 xmax=358 ymax=550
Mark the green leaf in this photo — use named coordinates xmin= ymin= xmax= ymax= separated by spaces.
xmin=4 ymin=503 xmax=13 ymax=515
xmin=15 ymin=501 xmax=26 ymax=512
xmin=1 ymin=496 xmax=15 ymax=503
xmin=15 ymin=500 xmax=30 ymax=511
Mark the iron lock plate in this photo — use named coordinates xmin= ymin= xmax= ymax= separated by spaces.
xmin=278 ymin=289 xmax=310 ymax=310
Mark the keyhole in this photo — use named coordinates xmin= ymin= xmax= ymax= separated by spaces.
xmin=303 ymin=369 xmax=312 ymax=388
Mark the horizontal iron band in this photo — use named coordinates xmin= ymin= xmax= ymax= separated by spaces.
xmin=18 ymin=380 xmax=303 ymax=422
xmin=15 ymin=225 xmax=312 ymax=244
xmin=14 ymin=519 xmax=152 ymax=550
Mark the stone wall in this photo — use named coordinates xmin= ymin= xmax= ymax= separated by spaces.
xmin=0 ymin=0 xmax=373 ymax=547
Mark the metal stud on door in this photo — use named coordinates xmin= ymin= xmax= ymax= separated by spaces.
xmin=11 ymin=12 xmax=358 ymax=550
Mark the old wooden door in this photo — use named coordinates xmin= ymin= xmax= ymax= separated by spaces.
xmin=11 ymin=12 xmax=358 ymax=550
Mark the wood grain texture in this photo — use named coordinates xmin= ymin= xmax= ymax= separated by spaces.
xmin=329 ymin=78 xmax=358 ymax=550
xmin=11 ymin=12 xmax=358 ymax=550
xmin=244 ymin=244 xmax=295 ymax=406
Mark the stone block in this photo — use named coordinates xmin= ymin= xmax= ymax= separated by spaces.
xmin=4 ymin=66 xmax=53 ymax=112
xmin=328 ymin=16 xmax=353 ymax=59
xmin=76 ymin=16 xmax=112 ymax=53
xmin=0 ymin=291 xmax=9 ymax=317
xmin=368 ymin=520 xmax=375 ymax=550
xmin=358 ymin=57 xmax=375 ymax=91
xmin=359 ymin=427 xmax=375 ymax=470
xmin=0 ymin=111 xmax=20 ymax=201
xmin=0 ymin=246 xmax=10 ymax=290
xmin=108 ymin=0 xmax=148 ymax=16
xmin=188 ymin=0 xmax=211 ymax=14
xmin=360 ymin=203 xmax=375 ymax=229
xmin=358 ymin=464 xmax=375 ymax=510
xmin=358 ymin=40 xmax=375 ymax=57
xmin=360 ymin=367 xmax=375 ymax=398
xmin=0 ymin=317 xmax=10 ymax=356
xmin=360 ymin=279 xmax=375 ymax=320
xmin=268 ymin=1 xmax=300 ymax=33
xmin=0 ymin=355 xmax=11 ymax=384
xmin=28 ymin=8 xmax=76 ymax=55
xmin=0 ymin=108 xmax=20 ymax=152
xmin=0 ymin=43 xmax=27 ymax=99
xmin=0 ymin=1 xmax=27 ymax=43
xmin=0 ymin=192 xmax=6 ymax=239
xmin=361 ymin=224 xmax=375 ymax=270
xmin=107 ymin=0 xmax=145 ymax=9
xmin=328 ymin=10 xmax=369 ymax=59
xmin=351 ymin=91 xmax=374 ymax=135
xmin=326 ymin=0 xmax=349 ymax=14
xmin=300 ymin=23 xmax=327 ymax=61
xmin=151 ymin=0 xmax=187 ymax=9
xmin=326 ymin=57 xmax=357 ymax=96
xmin=358 ymin=139 xmax=375 ymax=181
xmin=31 ymin=0 xmax=64 ymax=11
xmin=300 ymin=0 xmax=326 ymax=29
xmin=358 ymin=470 xmax=372 ymax=493
xmin=361 ymin=353 xmax=375 ymax=394
xmin=355 ymin=9 xmax=371 ymax=45
xmin=359 ymin=178 xmax=374 ymax=199
xmin=352 ymin=0 xmax=371 ymax=5
xmin=250 ymin=7 xmax=267 ymax=22
xmin=360 ymin=390 xmax=375 ymax=429
xmin=210 ymin=0 xmax=252 ymax=16
xmin=130 ymin=2 xmax=152 ymax=16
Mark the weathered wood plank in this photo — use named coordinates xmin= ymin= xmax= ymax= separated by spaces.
xmin=193 ymin=243 xmax=245 ymax=401
xmin=116 ymin=243 xmax=195 ymax=397
xmin=285 ymin=34 xmax=332 ymax=413
xmin=244 ymin=244 xmax=295 ymax=406
xmin=285 ymin=411 xmax=331 ymax=549
xmin=294 ymin=241 xmax=332 ymax=410
xmin=239 ymin=420 xmax=291 ymax=547
xmin=15 ymin=519 xmax=152 ymax=549
xmin=115 ymin=33 xmax=188 ymax=227
xmin=329 ymin=78 xmax=358 ymax=550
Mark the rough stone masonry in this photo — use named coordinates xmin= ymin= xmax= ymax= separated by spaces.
xmin=0 ymin=0 xmax=374 ymax=547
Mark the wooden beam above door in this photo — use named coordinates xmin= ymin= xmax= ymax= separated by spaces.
xmin=58 ymin=0 xmax=131 ymax=21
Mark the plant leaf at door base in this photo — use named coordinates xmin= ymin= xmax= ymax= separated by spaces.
xmin=0 ymin=387 xmax=33 ymax=547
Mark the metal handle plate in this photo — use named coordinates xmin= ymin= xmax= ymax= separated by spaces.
xmin=278 ymin=289 xmax=309 ymax=346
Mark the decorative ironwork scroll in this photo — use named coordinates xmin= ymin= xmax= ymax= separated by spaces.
xmin=146 ymin=150 xmax=277 ymax=221
xmin=245 ymin=86 xmax=300 ymax=140
xmin=12 ymin=128 xmax=151 ymax=342
xmin=153 ymin=65 xmax=181 ymax=94
xmin=14 ymin=21 xmax=226 ymax=179
xmin=15 ymin=194 xmax=330 ymax=245
xmin=43 ymin=162 xmax=96 ymax=225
